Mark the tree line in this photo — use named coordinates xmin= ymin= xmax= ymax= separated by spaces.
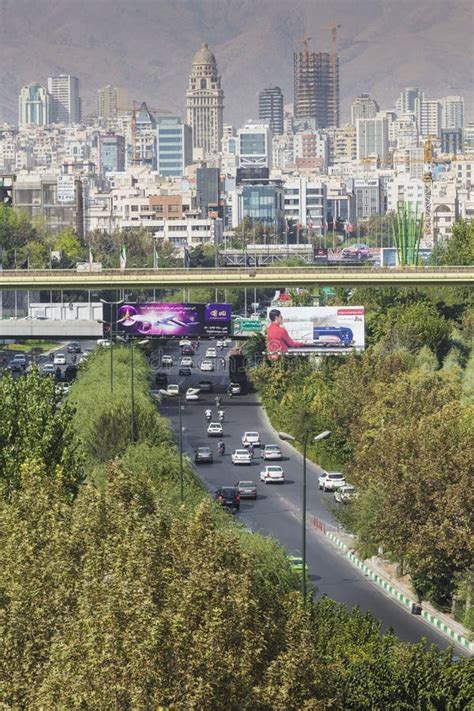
xmin=0 ymin=347 xmax=472 ymax=708
xmin=250 ymin=235 xmax=474 ymax=631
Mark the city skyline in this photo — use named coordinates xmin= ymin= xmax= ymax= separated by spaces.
xmin=0 ymin=0 xmax=472 ymax=126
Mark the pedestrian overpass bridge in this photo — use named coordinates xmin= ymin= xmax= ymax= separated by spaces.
xmin=0 ymin=266 xmax=472 ymax=290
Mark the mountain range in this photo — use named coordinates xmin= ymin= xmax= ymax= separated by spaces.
xmin=0 ymin=0 xmax=472 ymax=126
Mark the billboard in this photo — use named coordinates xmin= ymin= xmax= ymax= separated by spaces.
xmin=57 ymin=175 xmax=75 ymax=204
xmin=115 ymin=302 xmax=231 ymax=338
xmin=266 ymin=306 xmax=365 ymax=354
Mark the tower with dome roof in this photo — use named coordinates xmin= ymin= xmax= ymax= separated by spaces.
xmin=186 ymin=43 xmax=224 ymax=159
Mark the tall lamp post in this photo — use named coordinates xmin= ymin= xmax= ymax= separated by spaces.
xmin=279 ymin=429 xmax=331 ymax=606
xmin=117 ymin=336 xmax=149 ymax=442
xmin=98 ymin=298 xmax=124 ymax=393
xmin=179 ymin=392 xmax=184 ymax=502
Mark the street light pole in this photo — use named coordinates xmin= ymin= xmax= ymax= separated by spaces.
xmin=99 ymin=298 xmax=124 ymax=394
xmin=179 ymin=393 xmax=184 ymax=501
xmin=279 ymin=429 xmax=331 ymax=606
xmin=302 ymin=436 xmax=308 ymax=605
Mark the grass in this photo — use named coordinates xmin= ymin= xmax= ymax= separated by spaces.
xmin=3 ymin=340 xmax=60 ymax=353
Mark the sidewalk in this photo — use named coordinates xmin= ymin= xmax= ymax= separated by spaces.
xmin=322 ymin=528 xmax=473 ymax=655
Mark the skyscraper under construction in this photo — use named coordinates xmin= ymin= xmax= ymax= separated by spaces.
xmin=294 ymin=39 xmax=339 ymax=129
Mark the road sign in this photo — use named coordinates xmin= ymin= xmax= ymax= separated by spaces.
xmin=233 ymin=319 xmax=263 ymax=335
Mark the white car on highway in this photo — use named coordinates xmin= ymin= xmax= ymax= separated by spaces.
xmin=206 ymin=347 xmax=217 ymax=358
xmin=185 ymin=387 xmax=200 ymax=401
xmin=262 ymin=444 xmax=282 ymax=460
xmin=318 ymin=471 xmax=346 ymax=492
xmin=166 ymin=384 xmax=179 ymax=396
xmin=231 ymin=449 xmax=252 ymax=465
xmin=161 ymin=355 xmax=173 ymax=367
xmin=260 ymin=465 xmax=285 ymax=484
xmin=242 ymin=431 xmax=261 ymax=447
xmin=180 ymin=357 xmax=193 ymax=367
xmin=200 ymin=359 xmax=214 ymax=372
xmin=334 ymin=485 xmax=357 ymax=503
xmin=53 ymin=353 xmax=66 ymax=365
xmin=207 ymin=422 xmax=223 ymax=436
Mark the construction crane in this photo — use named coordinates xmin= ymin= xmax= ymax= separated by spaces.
xmin=117 ymin=100 xmax=172 ymax=164
xmin=422 ymin=136 xmax=434 ymax=245
xmin=322 ymin=22 xmax=341 ymax=127
xmin=297 ymin=33 xmax=312 ymax=54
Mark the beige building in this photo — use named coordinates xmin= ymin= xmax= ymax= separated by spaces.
xmin=186 ymin=44 xmax=224 ymax=160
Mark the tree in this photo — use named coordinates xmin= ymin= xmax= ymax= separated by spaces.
xmin=53 ymin=228 xmax=82 ymax=267
xmin=371 ymin=300 xmax=451 ymax=358
xmin=434 ymin=219 xmax=474 ymax=266
xmin=0 ymin=369 xmax=83 ymax=499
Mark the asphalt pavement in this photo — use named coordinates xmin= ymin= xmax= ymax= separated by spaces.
xmin=157 ymin=339 xmax=468 ymax=655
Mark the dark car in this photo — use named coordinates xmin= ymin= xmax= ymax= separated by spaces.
xmin=67 ymin=342 xmax=81 ymax=354
xmin=195 ymin=446 xmax=214 ymax=464
xmin=236 ymin=480 xmax=257 ymax=499
xmin=179 ymin=366 xmax=192 ymax=377
xmin=155 ymin=371 xmax=168 ymax=387
xmin=198 ymin=380 xmax=213 ymax=392
xmin=64 ymin=364 xmax=78 ymax=382
xmin=181 ymin=346 xmax=195 ymax=356
xmin=214 ymin=486 xmax=240 ymax=512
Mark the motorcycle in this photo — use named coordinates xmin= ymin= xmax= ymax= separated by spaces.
xmin=217 ymin=442 xmax=225 ymax=456
xmin=205 ymin=410 xmax=212 ymax=422
xmin=218 ymin=410 xmax=225 ymax=422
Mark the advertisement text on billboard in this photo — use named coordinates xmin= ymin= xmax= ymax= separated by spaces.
xmin=114 ymin=303 xmax=231 ymax=338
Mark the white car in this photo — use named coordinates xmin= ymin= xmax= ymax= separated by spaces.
xmin=334 ymin=485 xmax=357 ymax=503
xmin=207 ymin=422 xmax=223 ymax=437
xmin=228 ymin=382 xmax=242 ymax=395
xmin=216 ymin=340 xmax=223 ymax=348
xmin=231 ymin=449 xmax=252 ymax=465
xmin=318 ymin=471 xmax=346 ymax=492
xmin=200 ymin=359 xmax=214 ymax=372
xmin=166 ymin=384 xmax=179 ymax=396
xmin=262 ymin=444 xmax=282 ymax=460
xmin=206 ymin=347 xmax=217 ymax=358
xmin=53 ymin=353 xmax=66 ymax=365
xmin=242 ymin=431 xmax=261 ymax=447
xmin=179 ymin=339 xmax=192 ymax=347
xmin=41 ymin=363 xmax=55 ymax=375
xmin=180 ymin=357 xmax=193 ymax=367
xmin=96 ymin=338 xmax=111 ymax=347
xmin=185 ymin=387 xmax=200 ymax=401
xmin=161 ymin=355 xmax=173 ymax=366
xmin=260 ymin=465 xmax=285 ymax=484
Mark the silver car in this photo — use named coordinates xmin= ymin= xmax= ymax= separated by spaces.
xmin=262 ymin=444 xmax=282 ymax=460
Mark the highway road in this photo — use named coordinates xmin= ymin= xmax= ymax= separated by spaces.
xmin=157 ymin=339 xmax=468 ymax=655
xmin=1 ymin=336 xmax=467 ymax=655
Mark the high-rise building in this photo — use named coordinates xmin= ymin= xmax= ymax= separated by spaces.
xmin=98 ymin=134 xmax=125 ymax=174
xmin=97 ymin=85 xmax=128 ymax=120
xmin=294 ymin=42 xmax=339 ymax=128
xmin=237 ymin=122 xmax=273 ymax=171
xmin=351 ymin=94 xmax=379 ymax=124
xmin=186 ymin=43 xmax=224 ymax=159
xmin=196 ymin=167 xmax=220 ymax=218
xmin=356 ymin=116 xmax=389 ymax=162
xmin=440 ymin=129 xmax=463 ymax=155
xmin=464 ymin=122 xmax=474 ymax=153
xmin=441 ymin=96 xmax=464 ymax=130
xmin=18 ymin=83 xmax=52 ymax=126
xmin=258 ymin=86 xmax=284 ymax=135
xmin=156 ymin=116 xmax=192 ymax=177
xmin=47 ymin=74 xmax=81 ymax=124
xmin=395 ymin=87 xmax=421 ymax=115
xmin=414 ymin=95 xmax=442 ymax=138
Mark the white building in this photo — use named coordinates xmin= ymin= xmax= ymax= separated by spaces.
xmin=453 ymin=159 xmax=474 ymax=186
xmin=386 ymin=176 xmax=424 ymax=214
xmin=392 ymin=113 xmax=419 ymax=149
xmin=395 ymin=87 xmax=422 ymax=115
xmin=283 ymin=177 xmax=326 ymax=234
xmin=18 ymin=84 xmax=52 ymax=127
xmin=356 ymin=116 xmax=389 ymax=162
xmin=441 ymin=96 xmax=464 ymax=130
xmin=153 ymin=217 xmax=223 ymax=252
xmin=47 ymin=75 xmax=81 ymax=124
xmin=237 ymin=122 xmax=272 ymax=171
xmin=433 ymin=180 xmax=458 ymax=241
xmin=414 ymin=95 xmax=442 ymax=138
xmin=97 ymin=85 xmax=128 ymax=120
xmin=351 ymin=94 xmax=379 ymax=124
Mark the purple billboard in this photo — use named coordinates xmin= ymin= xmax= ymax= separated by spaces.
xmin=115 ymin=302 xmax=231 ymax=338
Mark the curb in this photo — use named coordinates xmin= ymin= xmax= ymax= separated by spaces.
xmin=326 ymin=531 xmax=473 ymax=654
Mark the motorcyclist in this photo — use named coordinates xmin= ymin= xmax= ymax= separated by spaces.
xmin=205 ymin=408 xmax=212 ymax=421
xmin=218 ymin=409 xmax=225 ymax=421
xmin=247 ymin=442 xmax=254 ymax=457
xmin=217 ymin=440 xmax=225 ymax=455
xmin=215 ymin=395 xmax=222 ymax=407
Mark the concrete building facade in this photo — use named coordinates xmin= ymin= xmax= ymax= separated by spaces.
xmin=186 ymin=43 xmax=224 ymax=159
xmin=47 ymin=75 xmax=81 ymax=124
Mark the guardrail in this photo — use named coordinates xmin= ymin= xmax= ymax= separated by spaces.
xmin=0 ymin=265 xmax=472 ymax=290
